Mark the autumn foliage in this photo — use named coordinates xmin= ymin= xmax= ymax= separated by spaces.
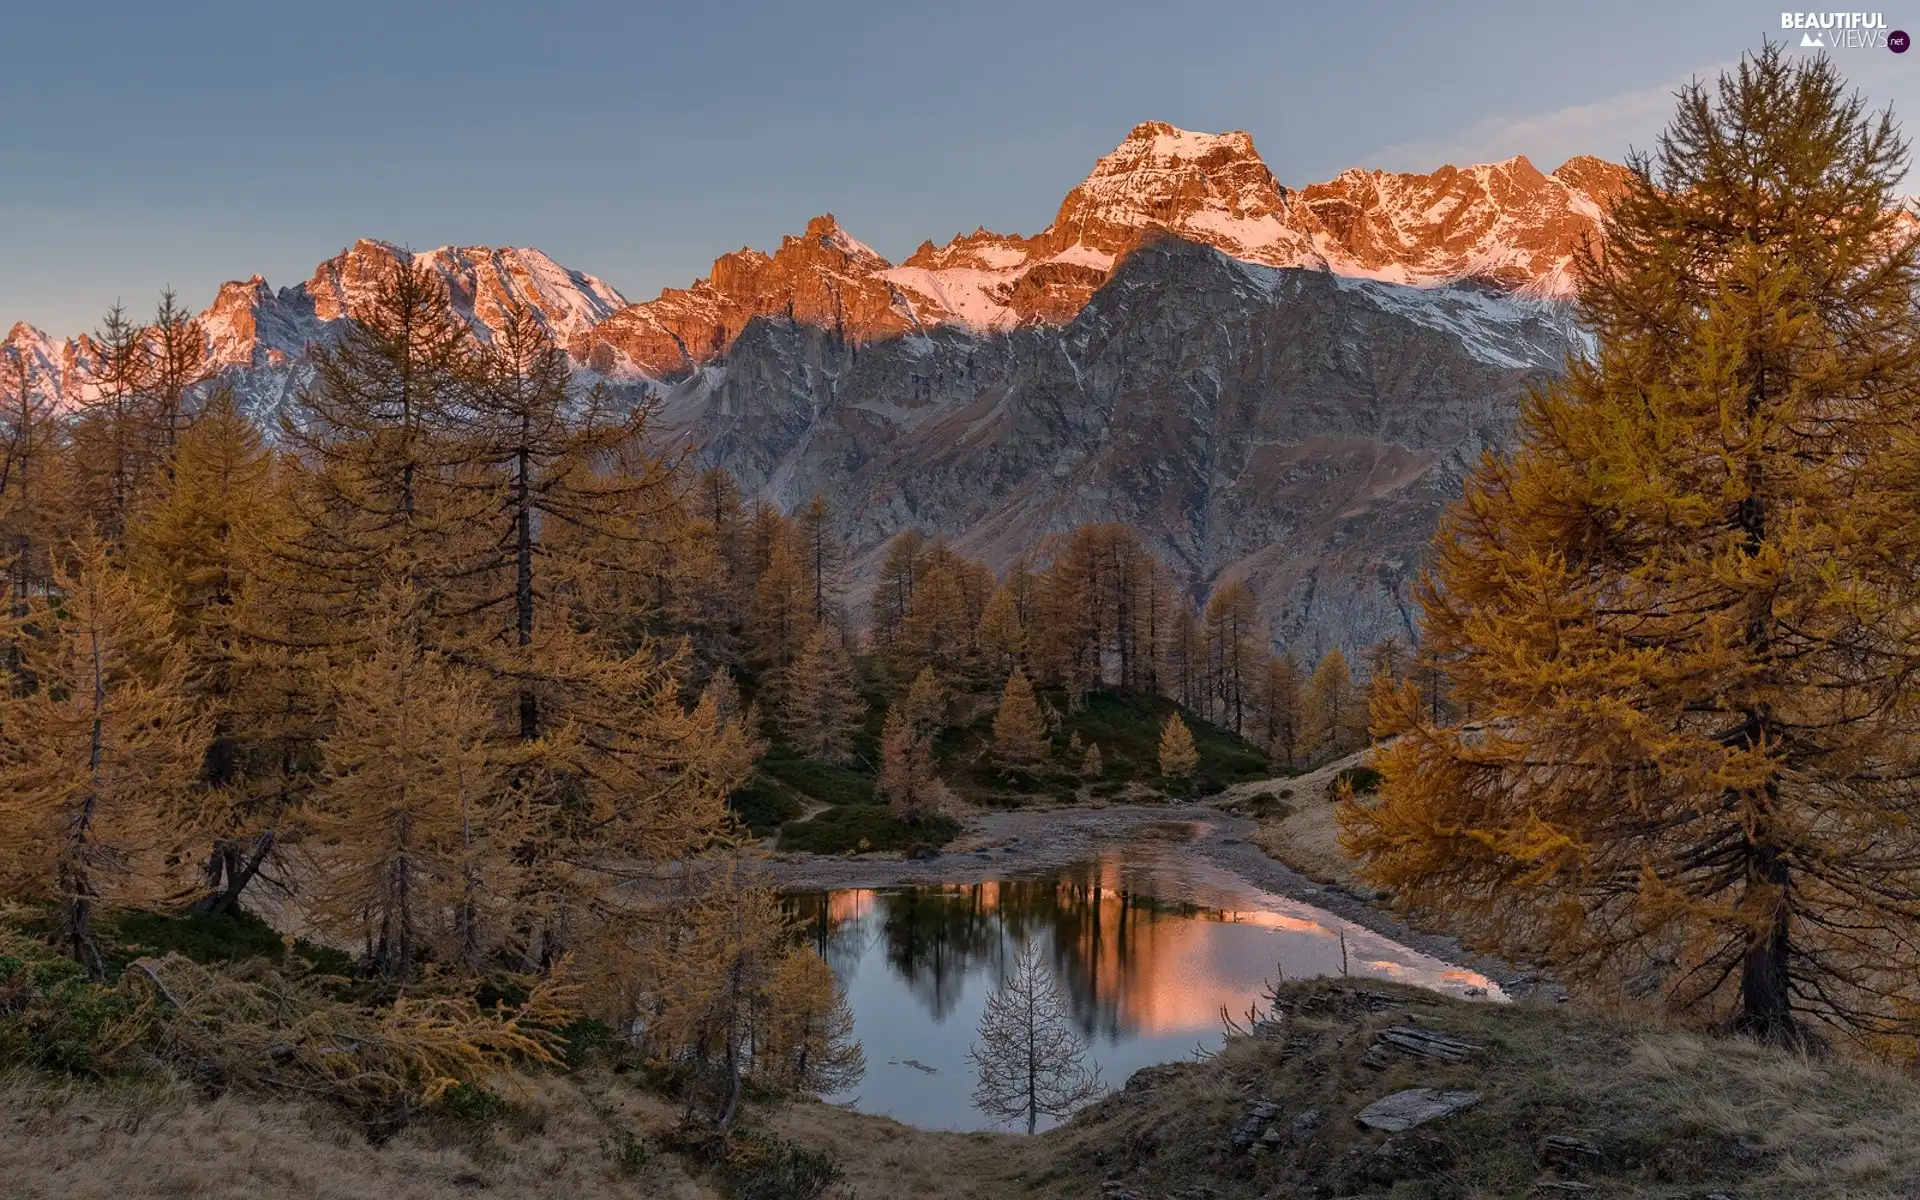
xmin=1349 ymin=49 xmax=1920 ymax=1049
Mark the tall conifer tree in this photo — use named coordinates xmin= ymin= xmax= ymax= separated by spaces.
xmin=0 ymin=536 xmax=209 ymax=976
xmin=1351 ymin=49 xmax=1920 ymax=1046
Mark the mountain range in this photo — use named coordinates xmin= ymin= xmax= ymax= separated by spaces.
xmin=1 ymin=121 xmax=1627 ymax=656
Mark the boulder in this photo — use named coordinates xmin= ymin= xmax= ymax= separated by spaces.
xmin=1354 ymin=1087 xmax=1482 ymax=1132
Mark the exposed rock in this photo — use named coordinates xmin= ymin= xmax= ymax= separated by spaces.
xmin=1542 ymin=1133 xmax=1605 ymax=1167
xmin=1354 ymin=1087 xmax=1482 ymax=1132
xmin=7 ymin=121 xmax=1615 ymax=655
xmin=665 ymin=237 xmax=1576 ymax=654
xmin=1372 ymin=1133 xmax=1455 ymax=1180
xmin=585 ymin=121 xmax=1622 ymax=376
xmin=1228 ymin=1098 xmax=1285 ymax=1151
xmin=1361 ymin=1023 xmax=1485 ymax=1069
xmin=1290 ymin=1108 xmax=1324 ymax=1139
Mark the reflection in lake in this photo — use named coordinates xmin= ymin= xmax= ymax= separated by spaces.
xmin=784 ymin=836 xmax=1499 ymax=1132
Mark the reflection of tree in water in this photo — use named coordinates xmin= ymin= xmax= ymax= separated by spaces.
xmin=844 ymin=860 xmax=1228 ymax=1037
xmin=1007 ymin=866 xmax=1212 ymax=1043
xmin=782 ymin=892 xmax=872 ymax=984
xmin=878 ymin=886 xmax=1004 ymax=1020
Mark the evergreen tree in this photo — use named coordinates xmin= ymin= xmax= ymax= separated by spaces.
xmin=1157 ymin=712 xmax=1198 ymax=780
xmin=775 ymin=624 xmax=866 ymax=763
xmin=1202 ymin=581 xmax=1261 ymax=734
xmin=1349 ymin=49 xmax=1920 ymax=1047
xmin=0 ymin=536 xmax=210 ymax=976
xmin=992 ymin=667 xmax=1048 ymax=766
xmin=1303 ymin=648 xmax=1358 ymax=761
xmin=308 ymin=600 xmax=511 ymax=980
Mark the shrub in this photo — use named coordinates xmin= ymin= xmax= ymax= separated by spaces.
xmin=729 ymin=776 xmax=807 ymax=835
xmin=777 ymin=806 xmax=959 ymax=855
xmin=103 ymin=908 xmax=355 ymax=977
xmin=761 ymin=756 xmax=878 ymax=807
xmin=718 ymin=1131 xmax=845 ymax=1200
xmin=0 ymin=934 xmax=146 ymax=1075
xmin=599 ymin=1127 xmax=651 ymax=1176
xmin=1333 ymin=765 xmax=1384 ymax=797
xmin=440 ymin=1081 xmax=510 ymax=1129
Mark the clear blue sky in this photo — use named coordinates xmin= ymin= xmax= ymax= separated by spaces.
xmin=5 ymin=1 xmax=1916 ymax=334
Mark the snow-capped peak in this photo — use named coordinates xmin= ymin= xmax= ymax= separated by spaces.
xmin=9 ymin=123 xmax=1632 ymax=392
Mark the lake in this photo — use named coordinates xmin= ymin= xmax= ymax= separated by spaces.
xmin=782 ymin=823 xmax=1501 ymax=1132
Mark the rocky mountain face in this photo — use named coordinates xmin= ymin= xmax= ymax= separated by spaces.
xmin=2 ymin=122 xmax=1621 ymax=654
xmin=4 ymin=240 xmax=628 ymax=418
xmin=583 ymin=122 xmax=1625 ymax=380
xmin=653 ymin=236 xmax=1583 ymax=657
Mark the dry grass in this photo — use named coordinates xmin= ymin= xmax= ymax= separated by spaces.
xmin=0 ymin=1070 xmax=717 ymax=1200
xmin=1223 ymin=749 xmax=1373 ymax=889
xmin=9 ymin=980 xmax=1920 ymax=1198
xmin=767 ymin=1100 xmax=1040 ymax=1198
xmin=1040 ymin=979 xmax=1920 ymax=1199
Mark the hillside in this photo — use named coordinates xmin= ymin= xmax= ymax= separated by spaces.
xmin=10 ymin=977 xmax=1915 ymax=1200
xmin=732 ymin=680 xmax=1275 ymax=856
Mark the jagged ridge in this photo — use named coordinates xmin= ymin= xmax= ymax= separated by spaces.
xmin=0 ymin=120 xmax=1627 ymax=398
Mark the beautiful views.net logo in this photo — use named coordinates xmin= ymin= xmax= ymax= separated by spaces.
xmin=1780 ymin=12 xmax=1905 ymax=49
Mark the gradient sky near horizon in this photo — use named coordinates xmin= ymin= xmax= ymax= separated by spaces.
xmin=6 ymin=1 xmax=1919 ymax=334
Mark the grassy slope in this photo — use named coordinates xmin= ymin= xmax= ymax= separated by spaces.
xmin=13 ymin=978 xmax=1918 ymax=1199
xmin=1220 ymin=746 xmax=1378 ymax=890
xmin=735 ymin=678 xmax=1276 ymax=854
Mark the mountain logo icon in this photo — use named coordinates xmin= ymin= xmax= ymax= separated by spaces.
xmin=1801 ymin=31 xmax=1827 ymax=47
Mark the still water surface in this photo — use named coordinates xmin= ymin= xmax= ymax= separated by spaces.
xmin=783 ymin=824 xmax=1499 ymax=1132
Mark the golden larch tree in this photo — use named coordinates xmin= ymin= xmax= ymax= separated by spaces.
xmin=776 ymin=624 xmax=866 ymax=763
xmin=880 ymin=674 xmax=954 ymax=824
xmin=0 ymin=535 xmax=210 ymax=976
xmin=0 ymin=344 xmax=65 ymax=658
xmin=794 ymin=493 xmax=845 ymax=627
xmin=992 ymin=667 xmax=1048 ymax=766
xmin=1302 ymin=648 xmax=1358 ymax=761
xmin=126 ymin=391 xmax=292 ymax=914
xmin=1347 ymin=49 xmax=1920 ymax=1048
xmin=308 ymin=601 xmax=512 ymax=980
xmin=1255 ymin=652 xmax=1302 ymax=769
xmin=1203 ymin=580 xmax=1262 ymax=734
xmin=1157 ymin=712 xmax=1198 ymax=780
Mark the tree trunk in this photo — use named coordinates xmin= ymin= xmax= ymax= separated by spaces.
xmin=1737 ymin=828 xmax=1796 ymax=1046
xmin=516 ymin=440 xmax=537 ymax=740
xmin=198 ymin=832 xmax=275 ymax=917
